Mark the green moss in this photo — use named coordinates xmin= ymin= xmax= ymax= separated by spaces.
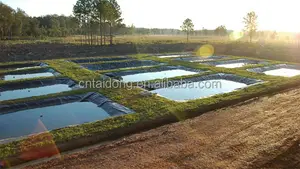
xmin=46 ymin=60 xmax=101 ymax=82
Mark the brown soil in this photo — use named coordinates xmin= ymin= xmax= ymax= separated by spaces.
xmin=2 ymin=42 xmax=300 ymax=63
xmin=0 ymin=43 xmax=199 ymax=62
xmin=22 ymin=87 xmax=300 ymax=169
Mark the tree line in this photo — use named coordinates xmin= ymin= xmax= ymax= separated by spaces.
xmin=1 ymin=0 xmax=279 ymax=44
xmin=73 ymin=0 xmax=124 ymax=45
xmin=119 ymin=27 xmax=230 ymax=36
xmin=0 ymin=2 xmax=81 ymax=39
xmin=180 ymin=18 xmax=229 ymax=42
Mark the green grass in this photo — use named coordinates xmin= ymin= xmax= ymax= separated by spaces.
xmin=1 ymin=53 xmax=300 ymax=165
xmin=46 ymin=60 xmax=101 ymax=82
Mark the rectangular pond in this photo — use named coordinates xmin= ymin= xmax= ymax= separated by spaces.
xmin=0 ymin=68 xmax=59 ymax=81
xmin=141 ymin=73 xmax=262 ymax=102
xmin=122 ymin=70 xmax=197 ymax=82
xmin=83 ymin=60 xmax=164 ymax=71
xmin=71 ymin=56 xmax=130 ymax=63
xmin=157 ymin=54 xmax=191 ymax=58
xmin=0 ymin=63 xmax=48 ymax=71
xmin=3 ymin=72 xmax=54 ymax=81
xmin=0 ymin=78 xmax=79 ymax=101
xmin=174 ymin=56 xmax=229 ymax=62
xmin=264 ymin=68 xmax=300 ymax=77
xmin=204 ymin=59 xmax=268 ymax=68
xmin=152 ymin=79 xmax=247 ymax=101
xmin=0 ymin=92 xmax=134 ymax=140
xmin=0 ymin=102 xmax=109 ymax=140
xmin=105 ymin=66 xmax=205 ymax=83
xmin=247 ymin=64 xmax=300 ymax=77
xmin=216 ymin=63 xmax=247 ymax=68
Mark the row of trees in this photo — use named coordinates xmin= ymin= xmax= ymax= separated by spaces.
xmin=0 ymin=0 xmax=124 ymax=44
xmin=73 ymin=0 xmax=123 ymax=45
xmin=0 ymin=2 xmax=81 ymax=39
xmin=0 ymin=0 xmax=261 ymax=44
xmin=122 ymin=27 xmax=230 ymax=36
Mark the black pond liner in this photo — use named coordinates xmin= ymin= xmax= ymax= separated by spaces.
xmin=202 ymin=59 xmax=268 ymax=66
xmin=0 ymin=92 xmax=134 ymax=143
xmin=247 ymin=64 xmax=300 ymax=73
xmin=139 ymin=73 xmax=262 ymax=90
xmin=105 ymin=65 xmax=205 ymax=79
xmin=0 ymin=68 xmax=60 ymax=80
xmin=0 ymin=62 xmax=48 ymax=70
xmin=173 ymin=55 xmax=229 ymax=62
xmin=83 ymin=60 xmax=165 ymax=71
xmin=71 ymin=56 xmax=130 ymax=63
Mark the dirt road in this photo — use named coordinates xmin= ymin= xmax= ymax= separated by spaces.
xmin=23 ymin=88 xmax=300 ymax=169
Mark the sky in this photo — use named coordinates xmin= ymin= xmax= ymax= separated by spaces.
xmin=2 ymin=0 xmax=300 ymax=32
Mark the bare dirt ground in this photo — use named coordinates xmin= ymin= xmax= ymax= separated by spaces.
xmin=22 ymin=88 xmax=300 ymax=169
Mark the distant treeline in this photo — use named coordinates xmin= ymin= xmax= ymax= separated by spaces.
xmin=122 ymin=26 xmax=230 ymax=36
xmin=0 ymin=2 xmax=80 ymax=38
xmin=2 ymin=1 xmax=291 ymax=44
xmin=0 ymin=1 xmax=230 ymax=40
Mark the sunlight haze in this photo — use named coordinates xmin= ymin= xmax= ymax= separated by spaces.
xmin=2 ymin=0 xmax=300 ymax=32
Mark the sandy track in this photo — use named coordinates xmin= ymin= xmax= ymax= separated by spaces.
xmin=23 ymin=88 xmax=300 ymax=169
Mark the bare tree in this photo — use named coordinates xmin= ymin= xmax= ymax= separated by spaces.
xmin=243 ymin=11 xmax=258 ymax=42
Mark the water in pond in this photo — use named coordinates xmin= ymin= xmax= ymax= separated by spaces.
xmin=190 ymin=58 xmax=215 ymax=62
xmin=158 ymin=55 xmax=188 ymax=58
xmin=122 ymin=69 xmax=198 ymax=82
xmin=16 ymin=66 xmax=41 ymax=70
xmin=216 ymin=63 xmax=247 ymax=68
xmin=0 ymin=102 xmax=110 ymax=140
xmin=264 ymin=68 xmax=300 ymax=77
xmin=0 ymin=84 xmax=72 ymax=101
xmin=151 ymin=79 xmax=247 ymax=101
xmin=4 ymin=72 xmax=54 ymax=81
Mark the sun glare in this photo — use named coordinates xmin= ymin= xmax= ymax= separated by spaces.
xmin=229 ymin=31 xmax=244 ymax=41
xmin=196 ymin=44 xmax=215 ymax=57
